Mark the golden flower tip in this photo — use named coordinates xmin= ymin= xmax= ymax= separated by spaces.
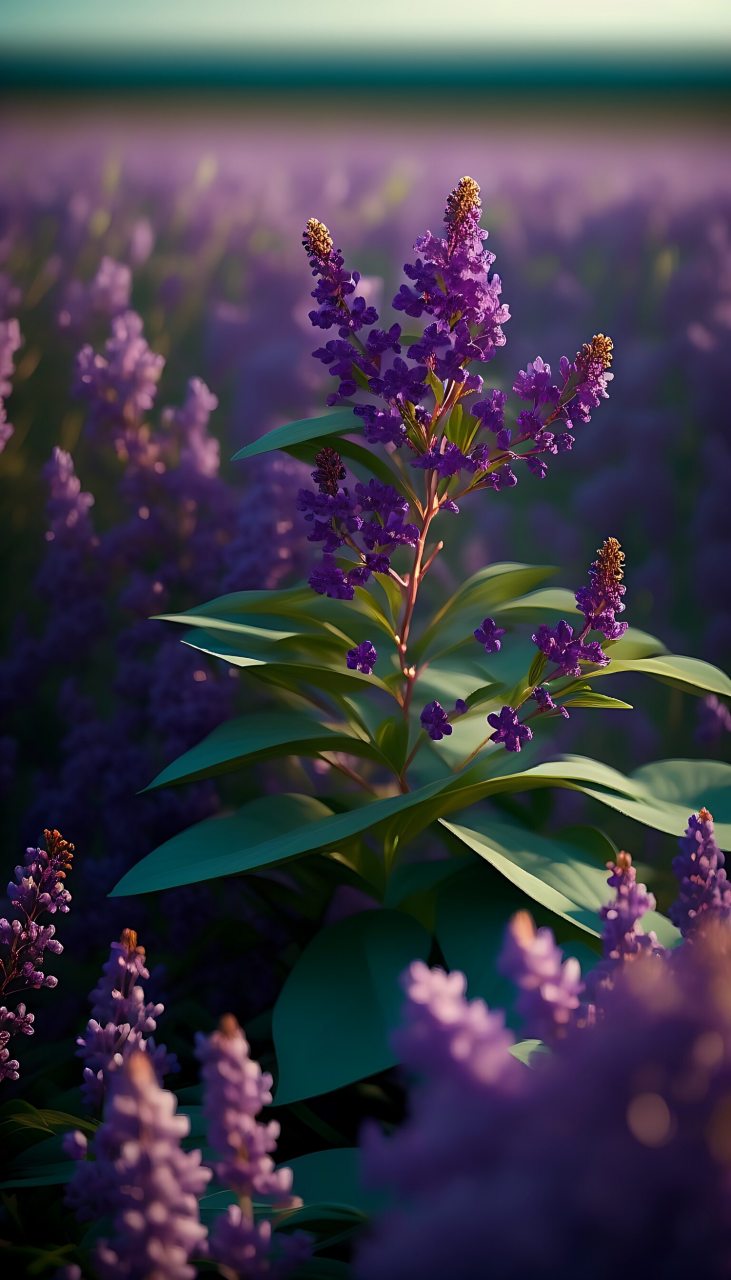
xmin=597 ymin=536 xmax=625 ymax=583
xmin=615 ymin=851 xmax=633 ymax=873
xmin=120 ymin=927 xmax=139 ymax=952
xmin=578 ymin=333 xmax=614 ymax=370
xmin=445 ymin=176 xmax=481 ymax=230
xmin=43 ymin=828 xmax=74 ymax=868
xmin=218 ymin=1013 xmax=242 ymax=1039
xmin=510 ymin=910 xmax=537 ymax=946
xmin=303 ymin=217 xmax=333 ymax=262
xmin=698 ymin=807 xmax=714 ymax=823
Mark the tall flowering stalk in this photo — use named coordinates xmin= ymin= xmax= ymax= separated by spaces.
xmin=298 ymin=179 xmax=618 ymax=780
xmin=670 ymin=808 xmax=731 ymax=936
xmin=0 ymin=828 xmax=74 ymax=1082
xmin=66 ymin=1050 xmax=210 ymax=1280
xmin=196 ymin=1015 xmax=310 ymax=1279
xmin=76 ymin=927 xmax=177 ymax=1109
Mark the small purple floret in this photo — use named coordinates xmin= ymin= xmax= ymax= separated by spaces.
xmin=347 ymin=641 xmax=377 ymax=675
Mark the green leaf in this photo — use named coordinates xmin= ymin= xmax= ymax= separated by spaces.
xmin=285 ymin=1148 xmax=383 ymax=1215
xmin=561 ymin=691 xmax=633 ymax=710
xmin=112 ymin=774 xmax=457 ymax=896
xmin=593 ymin=651 xmax=731 ymax=699
xmin=510 ymin=1039 xmax=550 ymax=1066
xmin=439 ymin=815 xmax=612 ymax=936
xmin=0 ymin=1102 xmax=97 ymax=1139
xmin=287 ymin=434 xmax=408 ymax=498
xmin=413 ymin=562 xmax=557 ymax=661
xmin=144 ymin=712 xmax=381 ymax=791
xmin=630 ymin=758 xmax=731 ymax=821
xmin=232 ymin=410 xmax=358 ymax=461
xmin=273 ymin=909 xmax=430 ymax=1102
xmin=493 ymin=586 xmax=579 ymax=620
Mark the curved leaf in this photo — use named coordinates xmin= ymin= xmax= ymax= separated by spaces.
xmin=233 ymin=410 xmax=358 ymax=461
xmin=594 ymin=652 xmax=731 ymax=698
xmin=273 ymin=909 xmax=430 ymax=1103
xmin=144 ymin=712 xmax=381 ymax=791
xmin=112 ymin=775 xmax=456 ymax=896
xmin=412 ymin=562 xmax=557 ymax=660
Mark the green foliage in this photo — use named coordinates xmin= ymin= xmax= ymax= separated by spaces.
xmin=272 ymin=910 xmax=431 ymax=1102
xmin=232 ymin=410 xmax=358 ymax=461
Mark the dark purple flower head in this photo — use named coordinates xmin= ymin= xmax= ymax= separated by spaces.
xmin=513 ymin=356 xmax=560 ymax=406
xmin=531 ymin=685 xmax=570 ymax=718
xmin=587 ymin=853 xmax=663 ymax=1008
xmin=311 ymin=445 xmax=347 ymax=496
xmin=420 ymin=701 xmax=452 ymax=741
xmin=670 ymin=809 xmax=731 ymax=937
xmin=472 ymin=388 xmax=507 ymax=434
xmin=308 ymin=555 xmax=355 ymax=600
xmin=500 ymin=911 xmax=584 ymax=1043
xmin=575 ymin=536 xmax=628 ymax=639
xmin=347 ymin=641 xmax=377 ymax=675
xmin=487 ymin=705 xmax=533 ymax=752
xmin=473 ymin=617 xmax=506 ymax=654
xmin=394 ymin=176 xmax=509 ymax=358
xmin=303 ymin=216 xmax=379 ymax=345
xmin=532 ymin=620 xmax=608 ymax=677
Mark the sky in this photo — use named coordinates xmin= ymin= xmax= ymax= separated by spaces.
xmin=4 ymin=0 xmax=731 ymax=55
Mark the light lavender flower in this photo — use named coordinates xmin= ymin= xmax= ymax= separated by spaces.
xmin=67 ymin=1050 xmax=210 ymax=1280
xmin=670 ymin=808 xmax=731 ymax=936
xmin=76 ymin=928 xmax=178 ymax=1110
xmin=499 ymin=910 xmax=584 ymax=1042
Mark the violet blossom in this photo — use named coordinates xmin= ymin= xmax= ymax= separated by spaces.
xmin=669 ymin=808 xmax=731 ymax=937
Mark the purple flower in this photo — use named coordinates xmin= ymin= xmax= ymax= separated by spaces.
xmin=76 ymin=928 xmax=178 ymax=1110
xmin=420 ymin=701 xmax=453 ymax=741
xmin=43 ymin=447 xmax=96 ymax=542
xmin=531 ymin=685 xmax=570 ymax=719
xmin=532 ymin=620 xmax=608 ymax=677
xmin=574 ymin=536 xmax=628 ymax=639
xmin=472 ymin=388 xmax=507 ymax=434
xmin=670 ymin=808 xmax=731 ymax=937
xmin=209 ymin=1207 xmax=311 ymax=1280
xmin=487 ymin=705 xmax=532 ymax=752
xmin=196 ymin=1014 xmax=300 ymax=1207
xmin=454 ymin=699 xmax=468 ymax=715
xmin=308 ymin=555 xmax=355 ymax=600
xmin=0 ymin=316 xmax=21 ymax=453
xmin=347 ymin=641 xmax=377 ymax=674
xmin=75 ymin=310 xmax=165 ymax=436
xmin=500 ymin=911 xmax=584 ymax=1042
xmin=513 ymin=356 xmax=560 ymax=405
xmin=1 ymin=828 xmax=74 ymax=1078
xmin=66 ymin=1050 xmax=210 ymax=1278
xmin=473 ymin=616 xmax=506 ymax=654
xmin=587 ymin=853 xmax=664 ymax=1006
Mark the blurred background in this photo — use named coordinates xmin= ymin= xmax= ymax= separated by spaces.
xmin=0 ymin=0 xmax=730 ymax=1041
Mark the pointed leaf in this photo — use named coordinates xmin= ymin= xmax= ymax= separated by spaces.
xmin=413 ymin=562 xmax=557 ymax=660
xmin=233 ymin=410 xmax=358 ymax=461
xmin=145 ymin=712 xmax=381 ymax=791
xmin=273 ymin=909 xmax=430 ymax=1102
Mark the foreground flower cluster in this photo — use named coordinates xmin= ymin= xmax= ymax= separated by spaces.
xmin=357 ymin=810 xmax=731 ymax=1278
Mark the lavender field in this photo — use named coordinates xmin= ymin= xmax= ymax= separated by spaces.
xmin=1 ymin=100 xmax=731 ymax=1278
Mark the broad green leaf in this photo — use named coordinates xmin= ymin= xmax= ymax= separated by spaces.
xmin=285 ymin=1148 xmax=382 ymax=1215
xmin=178 ymin=630 xmax=399 ymax=701
xmin=112 ymin=775 xmax=457 ymax=896
xmin=493 ymin=586 xmax=579 ymax=620
xmin=0 ymin=1102 xmax=97 ymax=1139
xmin=273 ymin=909 xmax=430 ymax=1102
xmin=413 ymin=562 xmax=557 ymax=660
xmin=439 ymin=815 xmax=612 ymax=936
xmin=594 ymin=652 xmax=731 ymax=698
xmin=630 ymin=759 xmax=731 ymax=821
xmin=233 ymin=410 xmax=358 ymax=461
xmin=111 ymin=793 xmax=335 ymax=895
xmin=144 ymin=712 xmax=381 ymax=791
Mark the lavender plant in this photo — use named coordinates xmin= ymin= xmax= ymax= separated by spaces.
xmin=0 ymin=828 xmax=74 ymax=1082
xmin=111 ymin=176 xmax=731 ymax=1107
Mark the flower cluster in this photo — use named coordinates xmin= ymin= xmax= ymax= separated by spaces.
xmin=196 ymin=1014 xmax=310 ymax=1278
xmin=670 ymin=807 xmax=731 ymax=937
xmin=499 ymin=910 xmax=584 ymax=1041
xmin=76 ymin=927 xmax=178 ymax=1109
xmin=66 ymin=1050 xmax=210 ymax=1280
xmin=469 ymin=537 xmax=629 ymax=756
xmin=0 ymin=316 xmax=21 ymax=454
xmin=300 ymin=178 xmax=615 ymax=604
xmin=1 ymin=829 xmax=74 ymax=1082
xmin=358 ymin=917 xmax=731 ymax=1280
xmin=299 ymin=447 xmax=418 ymax=599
